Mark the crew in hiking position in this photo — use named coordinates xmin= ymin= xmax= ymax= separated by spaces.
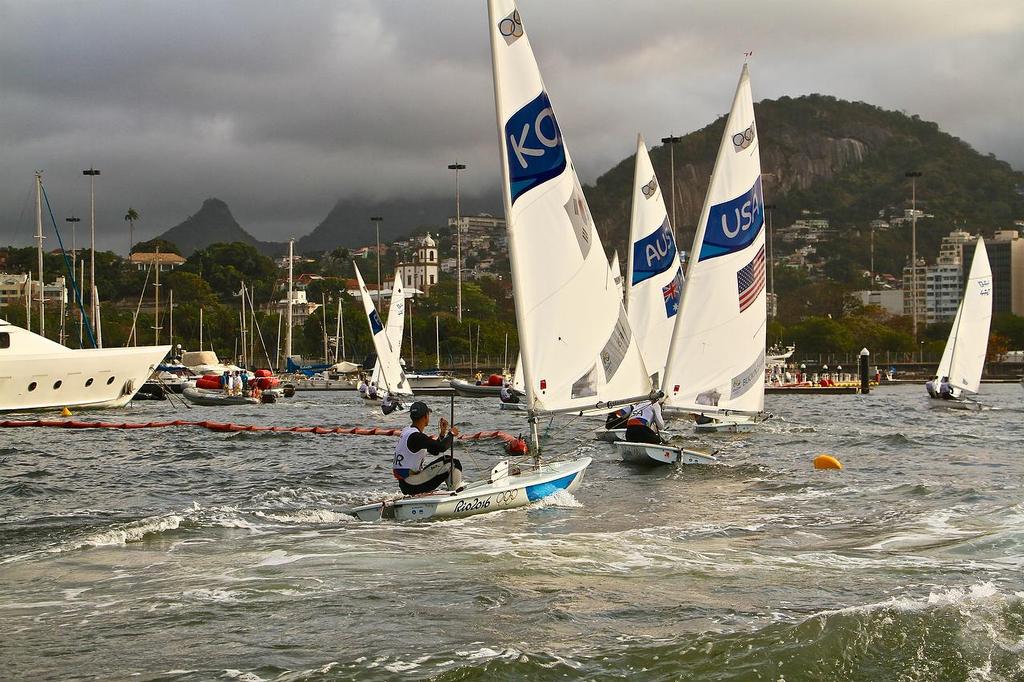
xmin=393 ymin=401 xmax=463 ymax=495
xmin=625 ymin=400 xmax=666 ymax=444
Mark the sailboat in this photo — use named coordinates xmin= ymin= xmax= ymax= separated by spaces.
xmin=369 ymin=271 xmax=406 ymax=395
xmin=354 ymin=264 xmax=412 ymax=409
xmin=498 ymin=351 xmax=526 ymax=410
xmin=624 ymin=134 xmax=685 ymax=390
xmin=348 ymin=0 xmax=650 ymax=521
xmin=926 ymin=238 xmax=993 ymax=410
xmin=616 ymin=64 xmax=766 ymax=463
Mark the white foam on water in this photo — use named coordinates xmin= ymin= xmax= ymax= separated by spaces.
xmin=531 ymin=489 xmax=583 ymax=509
xmin=220 ymin=670 xmax=266 ymax=682
xmin=58 ymin=514 xmax=184 ymax=551
xmin=253 ymin=509 xmax=352 ymax=524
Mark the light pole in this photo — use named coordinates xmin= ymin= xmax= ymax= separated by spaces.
xmin=661 ymin=135 xmax=683 ymax=243
xmin=764 ymin=203 xmax=776 ymax=315
xmin=448 ymin=162 xmax=466 ymax=323
xmin=370 ymin=216 xmax=383 ymax=311
xmin=83 ymin=167 xmax=101 ymax=346
xmin=906 ymin=170 xmax=922 ymax=342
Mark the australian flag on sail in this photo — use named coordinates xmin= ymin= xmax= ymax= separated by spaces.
xmin=662 ymin=266 xmax=683 ymax=317
xmin=369 ymin=310 xmax=384 ymax=335
xmin=736 ymin=245 xmax=766 ymax=313
xmin=505 ymin=91 xmax=567 ymax=204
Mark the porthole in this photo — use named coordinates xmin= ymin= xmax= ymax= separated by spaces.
xmin=106 ymin=376 xmax=116 ymax=385
xmin=53 ymin=380 xmax=62 ymax=390
xmin=28 ymin=382 xmax=37 ymax=392
xmin=85 ymin=378 xmax=94 ymax=387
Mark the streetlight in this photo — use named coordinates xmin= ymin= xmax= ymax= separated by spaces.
xmin=82 ymin=166 xmax=101 ymax=346
xmin=764 ymin=202 xmax=776 ymax=309
xmin=905 ymin=170 xmax=922 ymax=342
xmin=370 ymin=216 xmax=383 ymax=310
xmin=660 ymin=135 xmax=683 ymax=243
xmin=448 ymin=162 xmax=466 ymax=323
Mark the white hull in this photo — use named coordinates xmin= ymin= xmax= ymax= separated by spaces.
xmin=927 ymin=396 xmax=984 ymax=411
xmin=182 ymin=387 xmax=259 ymax=406
xmin=0 ymin=321 xmax=169 ymax=412
xmin=693 ymin=414 xmax=757 ymax=433
xmin=615 ymin=441 xmax=718 ymax=466
xmin=406 ymin=373 xmax=452 ymax=389
xmin=348 ymin=457 xmax=590 ymax=522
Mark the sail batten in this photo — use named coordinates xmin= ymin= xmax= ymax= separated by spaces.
xmin=662 ymin=64 xmax=767 ymax=415
xmin=487 ymin=0 xmax=652 ymax=415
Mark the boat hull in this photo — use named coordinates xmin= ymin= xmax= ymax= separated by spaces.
xmin=594 ymin=428 xmax=626 ymax=442
xmin=498 ymin=401 xmax=526 ymax=411
xmin=407 ymin=374 xmax=452 ymax=389
xmin=451 ymin=379 xmax=502 ymax=397
xmin=0 ymin=344 xmax=170 ymax=412
xmin=182 ymin=387 xmax=259 ymax=406
xmin=615 ymin=441 xmax=718 ymax=466
xmin=694 ymin=415 xmax=757 ymax=433
xmin=927 ymin=396 xmax=984 ymax=411
xmin=349 ymin=457 xmax=591 ymax=522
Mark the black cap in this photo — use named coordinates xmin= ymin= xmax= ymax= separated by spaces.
xmin=409 ymin=401 xmax=431 ymax=420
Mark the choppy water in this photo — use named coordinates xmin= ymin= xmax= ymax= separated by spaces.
xmin=2 ymin=384 xmax=1024 ymax=680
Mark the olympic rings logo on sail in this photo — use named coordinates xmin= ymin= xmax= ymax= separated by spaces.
xmin=640 ymin=176 xmax=659 ymax=199
xmin=498 ymin=10 xmax=524 ymax=45
xmin=732 ymin=122 xmax=756 ymax=152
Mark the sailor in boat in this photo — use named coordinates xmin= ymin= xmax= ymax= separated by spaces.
xmin=694 ymin=388 xmax=721 ymax=426
xmin=357 ymin=375 xmax=369 ymax=397
xmin=925 ymin=378 xmax=938 ymax=398
xmin=381 ymin=393 xmax=403 ymax=415
xmin=367 ymin=382 xmax=379 ymax=400
xmin=392 ymin=401 xmax=463 ymax=495
xmin=624 ymin=400 xmax=666 ymax=445
xmin=499 ymin=381 xmax=519 ymax=404
xmin=605 ymin=405 xmax=632 ymax=430
xmin=939 ymin=376 xmax=954 ymax=400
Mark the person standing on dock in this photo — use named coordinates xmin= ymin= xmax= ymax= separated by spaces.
xmin=392 ymin=401 xmax=462 ymax=495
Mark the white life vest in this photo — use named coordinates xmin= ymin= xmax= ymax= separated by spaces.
xmin=393 ymin=425 xmax=426 ymax=473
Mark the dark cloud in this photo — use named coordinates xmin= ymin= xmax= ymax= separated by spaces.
xmin=1 ymin=0 xmax=1020 ymax=253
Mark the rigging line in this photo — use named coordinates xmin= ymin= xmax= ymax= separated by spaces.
xmin=127 ymin=262 xmax=154 ymax=346
xmin=40 ymin=183 xmax=97 ymax=348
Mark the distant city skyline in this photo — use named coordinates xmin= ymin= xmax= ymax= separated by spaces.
xmin=2 ymin=0 xmax=1021 ymax=253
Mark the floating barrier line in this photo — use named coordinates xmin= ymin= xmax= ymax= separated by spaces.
xmin=0 ymin=419 xmax=519 ymax=443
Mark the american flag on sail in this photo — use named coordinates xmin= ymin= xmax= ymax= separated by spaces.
xmin=736 ymin=245 xmax=766 ymax=313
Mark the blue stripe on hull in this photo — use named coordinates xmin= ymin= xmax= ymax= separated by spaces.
xmin=525 ymin=472 xmax=577 ymax=501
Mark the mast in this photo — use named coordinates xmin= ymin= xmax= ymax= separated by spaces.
xmin=78 ymin=259 xmax=85 ymax=347
xmin=435 ymin=316 xmax=440 ymax=369
xmin=199 ymin=306 xmax=204 ymax=350
xmin=334 ymin=295 xmax=342 ymax=362
xmin=240 ymin=281 xmax=247 ymax=367
xmin=153 ymin=247 xmax=161 ymax=345
xmin=322 ymin=293 xmax=329 ymax=363
xmin=35 ymin=172 xmax=45 ymax=338
xmin=286 ymin=238 xmax=294 ymax=363
xmin=169 ymin=289 xmax=174 ymax=351
xmin=83 ymin=167 xmax=101 ymax=346
xmin=408 ymin=297 xmax=414 ymax=368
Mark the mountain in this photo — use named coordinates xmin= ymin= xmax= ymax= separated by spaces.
xmin=295 ymin=195 xmax=500 ymax=253
xmin=585 ymin=94 xmax=1024 ymax=265
xmin=155 ymin=198 xmax=285 ymax=257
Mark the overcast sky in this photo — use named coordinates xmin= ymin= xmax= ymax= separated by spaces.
xmin=2 ymin=0 xmax=1021 ymax=253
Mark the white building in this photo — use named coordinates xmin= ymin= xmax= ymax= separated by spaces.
xmin=0 ymin=274 xmax=67 ymax=307
xmin=853 ymin=289 xmax=905 ymax=316
xmin=449 ymin=214 xmax=505 ymax=238
xmin=397 ymin=234 xmax=440 ymax=296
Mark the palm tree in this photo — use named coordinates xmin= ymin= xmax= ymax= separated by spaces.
xmin=124 ymin=207 xmax=140 ymax=255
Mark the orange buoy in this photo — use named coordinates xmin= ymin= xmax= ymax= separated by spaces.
xmin=814 ymin=454 xmax=843 ymax=470
xmin=61 ymin=407 xmax=72 ymax=417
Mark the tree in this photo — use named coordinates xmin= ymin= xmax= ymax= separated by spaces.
xmin=124 ymin=207 xmax=139 ymax=255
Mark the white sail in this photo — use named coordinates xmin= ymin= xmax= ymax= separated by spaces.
xmin=511 ymin=351 xmax=524 ymax=392
xmin=624 ymin=134 xmax=685 ymax=389
xmin=354 ymin=264 xmax=411 ymax=396
xmin=610 ymin=251 xmax=624 ymax=300
xmin=663 ymin=64 xmax=766 ymax=415
xmin=372 ymin=271 xmax=406 ymax=386
xmin=488 ymin=0 xmax=652 ymax=414
xmin=936 ymin=238 xmax=992 ymax=395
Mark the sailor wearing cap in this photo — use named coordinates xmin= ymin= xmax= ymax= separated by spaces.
xmin=392 ymin=401 xmax=463 ymax=495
